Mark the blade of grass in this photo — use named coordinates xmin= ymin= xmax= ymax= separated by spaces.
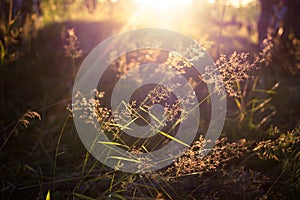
xmin=157 ymin=130 xmax=189 ymax=147
xmin=98 ymin=141 xmax=130 ymax=149
xmin=111 ymin=192 xmax=127 ymax=200
xmin=73 ymin=193 xmax=96 ymax=200
xmin=107 ymin=156 xmax=141 ymax=163
xmin=46 ymin=190 xmax=50 ymax=200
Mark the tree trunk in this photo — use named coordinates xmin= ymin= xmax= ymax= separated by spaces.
xmin=258 ymin=0 xmax=300 ymax=44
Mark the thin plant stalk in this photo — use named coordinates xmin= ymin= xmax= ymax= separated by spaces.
xmin=217 ymin=0 xmax=227 ymax=56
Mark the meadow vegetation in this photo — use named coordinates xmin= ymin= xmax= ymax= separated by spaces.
xmin=0 ymin=0 xmax=300 ymax=199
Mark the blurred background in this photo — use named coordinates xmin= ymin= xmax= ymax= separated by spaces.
xmin=0 ymin=0 xmax=300 ymax=199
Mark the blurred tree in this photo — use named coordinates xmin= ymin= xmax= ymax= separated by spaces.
xmin=258 ymin=0 xmax=277 ymax=43
xmin=283 ymin=0 xmax=300 ymax=40
xmin=258 ymin=0 xmax=300 ymax=44
xmin=85 ymin=0 xmax=97 ymax=14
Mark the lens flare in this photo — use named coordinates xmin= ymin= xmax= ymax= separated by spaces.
xmin=208 ymin=0 xmax=255 ymax=7
xmin=128 ymin=0 xmax=193 ymax=28
xmin=133 ymin=0 xmax=192 ymax=6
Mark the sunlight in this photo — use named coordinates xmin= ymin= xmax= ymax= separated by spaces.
xmin=208 ymin=0 xmax=255 ymax=7
xmin=126 ymin=0 xmax=193 ymax=29
xmin=133 ymin=0 xmax=192 ymax=8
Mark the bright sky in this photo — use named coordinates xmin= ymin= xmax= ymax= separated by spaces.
xmin=133 ymin=0 xmax=193 ymax=7
xmin=123 ymin=0 xmax=256 ymax=31
xmin=133 ymin=0 xmax=193 ymax=4
xmin=133 ymin=0 xmax=255 ymax=8
xmin=208 ymin=0 xmax=255 ymax=7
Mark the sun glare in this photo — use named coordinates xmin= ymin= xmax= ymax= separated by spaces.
xmin=128 ymin=0 xmax=193 ymax=28
xmin=208 ymin=0 xmax=254 ymax=7
xmin=133 ymin=0 xmax=192 ymax=7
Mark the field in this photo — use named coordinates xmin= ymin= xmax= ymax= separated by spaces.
xmin=0 ymin=0 xmax=300 ymax=199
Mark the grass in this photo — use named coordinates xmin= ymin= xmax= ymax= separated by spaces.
xmin=0 ymin=1 xmax=300 ymax=199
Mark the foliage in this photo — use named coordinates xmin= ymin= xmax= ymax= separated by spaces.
xmin=1 ymin=1 xmax=300 ymax=200
xmin=255 ymin=125 xmax=300 ymax=188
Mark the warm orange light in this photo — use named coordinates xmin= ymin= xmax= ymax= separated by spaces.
xmin=208 ymin=0 xmax=255 ymax=8
xmin=121 ymin=0 xmax=193 ymax=31
xmin=133 ymin=0 xmax=192 ymax=8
